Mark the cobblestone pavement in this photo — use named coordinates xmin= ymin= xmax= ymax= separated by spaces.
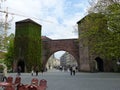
xmin=6 ymin=70 xmax=120 ymax=90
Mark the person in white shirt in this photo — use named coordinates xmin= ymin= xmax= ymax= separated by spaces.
xmin=72 ymin=66 xmax=76 ymax=76
xmin=3 ymin=67 xmax=7 ymax=81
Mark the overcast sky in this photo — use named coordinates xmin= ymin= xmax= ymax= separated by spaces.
xmin=1 ymin=0 xmax=90 ymax=59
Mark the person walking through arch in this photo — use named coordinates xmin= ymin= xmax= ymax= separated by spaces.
xmin=69 ymin=66 xmax=73 ymax=76
xmin=2 ymin=66 xmax=7 ymax=81
xmin=72 ymin=66 xmax=76 ymax=76
xmin=41 ymin=67 xmax=44 ymax=75
xmin=31 ymin=66 xmax=34 ymax=76
xmin=17 ymin=66 xmax=21 ymax=76
xmin=35 ymin=66 xmax=39 ymax=76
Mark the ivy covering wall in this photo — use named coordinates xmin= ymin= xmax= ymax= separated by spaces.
xmin=14 ymin=19 xmax=42 ymax=72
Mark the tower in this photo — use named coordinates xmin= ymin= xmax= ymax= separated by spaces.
xmin=14 ymin=19 xmax=42 ymax=72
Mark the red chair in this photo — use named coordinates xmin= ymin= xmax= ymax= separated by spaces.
xmin=27 ymin=85 xmax=37 ymax=90
xmin=14 ymin=76 xmax=21 ymax=85
xmin=13 ymin=76 xmax=21 ymax=90
xmin=39 ymin=79 xmax=47 ymax=87
xmin=4 ymin=76 xmax=14 ymax=90
xmin=39 ymin=79 xmax=47 ymax=90
xmin=17 ymin=84 xmax=27 ymax=90
xmin=6 ymin=76 xmax=13 ymax=83
xmin=31 ymin=78 xmax=38 ymax=86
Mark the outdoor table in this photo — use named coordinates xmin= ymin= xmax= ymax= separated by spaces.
xmin=0 ymin=82 xmax=12 ymax=87
xmin=0 ymin=82 xmax=15 ymax=90
xmin=24 ymin=84 xmax=46 ymax=90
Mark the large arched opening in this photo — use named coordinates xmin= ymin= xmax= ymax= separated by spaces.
xmin=45 ymin=50 xmax=78 ymax=72
xmin=95 ymin=57 xmax=104 ymax=72
xmin=42 ymin=38 xmax=80 ymax=71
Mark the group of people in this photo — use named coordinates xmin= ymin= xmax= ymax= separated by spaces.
xmin=2 ymin=65 xmax=43 ymax=82
xmin=31 ymin=66 xmax=44 ymax=76
xmin=1 ymin=65 xmax=21 ymax=82
xmin=2 ymin=64 xmax=77 ymax=82
xmin=57 ymin=65 xmax=77 ymax=76
xmin=69 ymin=66 xmax=76 ymax=76
xmin=31 ymin=66 xmax=39 ymax=76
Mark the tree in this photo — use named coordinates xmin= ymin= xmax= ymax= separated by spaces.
xmin=0 ymin=19 xmax=11 ymax=51
xmin=88 ymin=0 xmax=120 ymax=13
xmin=0 ymin=20 xmax=5 ymax=50
xmin=105 ymin=3 xmax=120 ymax=59
xmin=4 ymin=33 xmax=14 ymax=70
xmin=0 ymin=0 xmax=12 ymax=51
xmin=79 ymin=13 xmax=108 ymax=58
xmin=80 ymin=1 xmax=120 ymax=59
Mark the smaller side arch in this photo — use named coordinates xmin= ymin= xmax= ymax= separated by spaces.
xmin=95 ymin=57 xmax=104 ymax=72
xmin=17 ymin=58 xmax=25 ymax=72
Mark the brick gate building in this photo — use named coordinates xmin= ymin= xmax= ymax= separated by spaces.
xmin=41 ymin=36 xmax=80 ymax=70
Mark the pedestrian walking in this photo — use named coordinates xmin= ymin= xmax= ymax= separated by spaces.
xmin=35 ymin=66 xmax=39 ymax=76
xmin=72 ymin=66 xmax=76 ymax=76
xmin=17 ymin=66 xmax=21 ymax=76
xmin=69 ymin=66 xmax=73 ymax=76
xmin=41 ymin=67 xmax=44 ymax=75
xmin=31 ymin=66 xmax=34 ymax=76
xmin=2 ymin=67 xmax=7 ymax=81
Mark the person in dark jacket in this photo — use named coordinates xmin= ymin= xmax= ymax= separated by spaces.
xmin=69 ymin=66 xmax=73 ymax=75
xmin=35 ymin=66 xmax=39 ymax=76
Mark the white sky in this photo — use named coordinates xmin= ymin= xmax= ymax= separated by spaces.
xmin=0 ymin=0 xmax=90 ymax=59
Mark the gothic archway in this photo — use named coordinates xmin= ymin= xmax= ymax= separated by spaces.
xmin=95 ymin=57 xmax=104 ymax=72
xmin=42 ymin=37 xmax=79 ymax=71
xmin=17 ymin=59 xmax=25 ymax=72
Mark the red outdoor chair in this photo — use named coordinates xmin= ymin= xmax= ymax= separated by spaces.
xmin=4 ymin=76 xmax=14 ymax=90
xmin=27 ymin=85 xmax=37 ymax=90
xmin=14 ymin=76 xmax=21 ymax=85
xmin=6 ymin=76 xmax=13 ymax=83
xmin=38 ymin=79 xmax=47 ymax=90
xmin=39 ymin=79 xmax=47 ymax=87
xmin=31 ymin=78 xmax=38 ymax=86
xmin=17 ymin=84 xmax=27 ymax=90
xmin=13 ymin=76 xmax=21 ymax=90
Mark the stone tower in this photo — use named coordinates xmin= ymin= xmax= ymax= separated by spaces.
xmin=14 ymin=19 xmax=42 ymax=72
